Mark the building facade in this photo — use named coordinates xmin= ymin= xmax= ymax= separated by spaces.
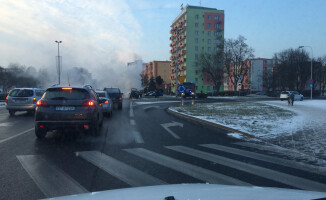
xmin=224 ymin=58 xmax=273 ymax=92
xmin=142 ymin=61 xmax=171 ymax=91
xmin=170 ymin=5 xmax=225 ymax=93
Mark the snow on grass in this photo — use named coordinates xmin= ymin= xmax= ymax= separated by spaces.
xmin=227 ymin=133 xmax=243 ymax=139
xmin=171 ymin=101 xmax=296 ymax=139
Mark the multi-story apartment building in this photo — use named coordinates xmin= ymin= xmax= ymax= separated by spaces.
xmin=170 ymin=5 xmax=225 ymax=93
xmin=142 ymin=61 xmax=171 ymax=91
xmin=224 ymin=58 xmax=273 ymax=92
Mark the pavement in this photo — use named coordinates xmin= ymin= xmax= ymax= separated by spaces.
xmin=1 ymin=97 xmax=326 ymax=200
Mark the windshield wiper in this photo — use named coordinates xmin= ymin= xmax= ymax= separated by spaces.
xmin=49 ymin=97 xmax=69 ymax=100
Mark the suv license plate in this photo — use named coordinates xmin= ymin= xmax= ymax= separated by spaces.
xmin=55 ymin=106 xmax=75 ymax=111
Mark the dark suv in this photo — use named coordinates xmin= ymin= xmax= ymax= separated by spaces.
xmin=34 ymin=85 xmax=103 ymax=138
xmin=104 ymin=87 xmax=123 ymax=109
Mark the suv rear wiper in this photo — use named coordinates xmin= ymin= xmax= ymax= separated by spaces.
xmin=50 ymin=97 xmax=69 ymax=100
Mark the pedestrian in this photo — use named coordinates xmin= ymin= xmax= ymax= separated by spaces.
xmin=288 ymin=93 xmax=294 ymax=106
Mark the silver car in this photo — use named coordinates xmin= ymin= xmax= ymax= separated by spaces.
xmin=6 ymin=88 xmax=45 ymax=116
xmin=96 ymin=91 xmax=113 ymax=117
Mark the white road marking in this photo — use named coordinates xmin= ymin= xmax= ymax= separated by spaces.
xmin=160 ymin=121 xmax=183 ymax=139
xmin=77 ymin=151 xmax=165 ymax=186
xmin=132 ymin=130 xmax=144 ymax=143
xmin=0 ymin=128 xmax=34 ymax=144
xmin=0 ymin=122 xmax=14 ymax=126
xmin=166 ymin=146 xmax=326 ymax=192
xmin=17 ymin=155 xmax=87 ymax=198
xmin=129 ymin=101 xmax=134 ymax=117
xmin=130 ymin=119 xmax=136 ymax=125
xmin=201 ymin=144 xmax=326 ymax=176
xmin=0 ymin=113 xmax=8 ymax=116
xmin=124 ymin=148 xmax=251 ymax=186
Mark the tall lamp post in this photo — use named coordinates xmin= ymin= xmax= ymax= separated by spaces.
xmin=298 ymin=45 xmax=313 ymax=100
xmin=55 ymin=40 xmax=62 ymax=85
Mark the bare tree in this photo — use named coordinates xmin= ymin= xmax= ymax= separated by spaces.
xmin=224 ymin=36 xmax=254 ymax=91
xmin=198 ymin=39 xmax=224 ymax=93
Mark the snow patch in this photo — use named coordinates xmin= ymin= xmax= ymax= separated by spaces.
xmin=227 ymin=133 xmax=243 ymax=139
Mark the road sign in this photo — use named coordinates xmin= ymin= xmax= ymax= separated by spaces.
xmin=309 ymin=84 xmax=313 ymax=88
xmin=309 ymin=79 xmax=313 ymax=84
xmin=177 ymin=85 xmax=186 ymax=93
xmin=177 ymin=76 xmax=186 ymax=84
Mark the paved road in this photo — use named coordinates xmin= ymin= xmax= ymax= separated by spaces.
xmin=1 ymin=98 xmax=326 ymax=200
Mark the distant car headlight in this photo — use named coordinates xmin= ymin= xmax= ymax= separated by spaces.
xmin=181 ymin=93 xmax=185 ymax=96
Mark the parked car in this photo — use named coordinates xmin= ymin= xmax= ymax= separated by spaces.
xmin=280 ymin=91 xmax=304 ymax=101
xmin=6 ymin=88 xmax=45 ymax=116
xmin=104 ymin=87 xmax=123 ymax=110
xmin=144 ymin=91 xmax=156 ymax=96
xmin=96 ymin=90 xmax=113 ymax=117
xmin=130 ymin=88 xmax=139 ymax=99
xmin=34 ymin=85 xmax=104 ymax=138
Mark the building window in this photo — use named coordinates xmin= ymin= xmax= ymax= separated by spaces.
xmin=195 ymin=38 xmax=198 ymax=43
xmin=208 ymin=47 xmax=211 ymax=51
xmin=195 ymin=54 xmax=198 ymax=59
xmin=195 ymin=62 xmax=198 ymax=67
xmin=195 ymin=46 xmax=198 ymax=51
xmin=207 ymin=31 xmax=211 ymax=36
xmin=195 ymin=23 xmax=198 ymax=27
xmin=214 ymin=16 xmax=219 ymax=20
xmin=208 ymin=15 xmax=211 ymax=20
xmin=195 ymin=78 xmax=198 ymax=83
xmin=208 ymin=39 xmax=211 ymax=44
xmin=214 ymin=32 xmax=219 ymax=36
xmin=207 ymin=23 xmax=211 ymax=28
xmin=202 ymin=46 xmax=204 ymax=50
xmin=195 ymin=14 xmax=199 ymax=19
xmin=202 ymin=23 xmax=204 ymax=26
xmin=195 ymin=70 xmax=198 ymax=75
xmin=214 ymin=47 xmax=218 ymax=51
xmin=214 ymin=39 xmax=218 ymax=44
xmin=213 ymin=86 xmax=216 ymax=90
xmin=195 ymin=31 xmax=199 ymax=35
xmin=214 ymin=24 xmax=219 ymax=29
xmin=207 ymin=86 xmax=211 ymax=90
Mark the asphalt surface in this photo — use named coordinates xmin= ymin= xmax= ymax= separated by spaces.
xmin=1 ymin=97 xmax=326 ymax=200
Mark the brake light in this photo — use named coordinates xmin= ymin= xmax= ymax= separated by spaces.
xmin=82 ymin=100 xmax=95 ymax=107
xmin=33 ymin=97 xmax=36 ymax=104
xmin=119 ymin=97 xmax=122 ymax=101
xmin=20 ymin=89 xmax=24 ymax=90
xmin=6 ymin=96 xmax=8 ymax=104
xmin=104 ymin=100 xmax=108 ymax=104
xmin=36 ymin=100 xmax=47 ymax=107
xmin=62 ymin=87 xmax=72 ymax=90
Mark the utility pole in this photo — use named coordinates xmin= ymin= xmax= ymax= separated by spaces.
xmin=299 ymin=46 xmax=313 ymax=99
xmin=55 ymin=41 xmax=62 ymax=85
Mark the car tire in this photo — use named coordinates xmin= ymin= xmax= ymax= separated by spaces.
xmin=35 ymin=127 xmax=47 ymax=139
xmin=281 ymin=99 xmax=283 ymax=101
xmin=9 ymin=110 xmax=15 ymax=116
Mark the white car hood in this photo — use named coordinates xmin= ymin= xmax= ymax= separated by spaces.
xmin=44 ymin=184 xmax=326 ymax=200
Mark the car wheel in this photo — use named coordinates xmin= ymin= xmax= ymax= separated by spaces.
xmin=110 ymin=111 xmax=113 ymax=117
xmin=35 ymin=127 xmax=47 ymax=139
xmin=9 ymin=110 xmax=15 ymax=116
xmin=281 ymin=99 xmax=283 ymax=101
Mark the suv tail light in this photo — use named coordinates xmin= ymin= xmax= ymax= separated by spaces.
xmin=36 ymin=100 xmax=47 ymax=107
xmin=82 ymin=100 xmax=95 ymax=107
xmin=33 ymin=97 xmax=37 ymax=104
xmin=104 ymin=100 xmax=109 ymax=104
xmin=6 ymin=96 xmax=8 ymax=104
xmin=119 ymin=97 xmax=122 ymax=101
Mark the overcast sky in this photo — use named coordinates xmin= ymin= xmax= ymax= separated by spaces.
xmin=1 ymin=0 xmax=325 ymax=71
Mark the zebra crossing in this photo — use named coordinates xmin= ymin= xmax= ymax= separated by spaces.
xmin=17 ymin=142 xmax=326 ymax=198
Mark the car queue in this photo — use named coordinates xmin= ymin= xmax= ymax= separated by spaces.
xmin=5 ymin=85 xmax=122 ymax=138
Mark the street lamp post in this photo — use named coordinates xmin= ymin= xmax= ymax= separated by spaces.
xmin=55 ymin=40 xmax=62 ymax=85
xmin=298 ymin=45 xmax=313 ymax=100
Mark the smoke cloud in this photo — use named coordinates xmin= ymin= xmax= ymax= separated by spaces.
xmin=0 ymin=1 xmax=144 ymax=94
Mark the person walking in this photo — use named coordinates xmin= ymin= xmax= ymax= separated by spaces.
xmin=288 ymin=92 xmax=294 ymax=106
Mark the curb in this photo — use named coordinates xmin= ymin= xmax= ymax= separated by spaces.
xmin=166 ymin=107 xmax=266 ymax=142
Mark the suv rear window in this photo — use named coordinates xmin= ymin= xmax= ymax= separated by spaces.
xmin=43 ymin=88 xmax=90 ymax=100
xmin=96 ymin=92 xmax=106 ymax=97
xmin=9 ymin=89 xmax=34 ymax=97
xmin=105 ymin=88 xmax=120 ymax=93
